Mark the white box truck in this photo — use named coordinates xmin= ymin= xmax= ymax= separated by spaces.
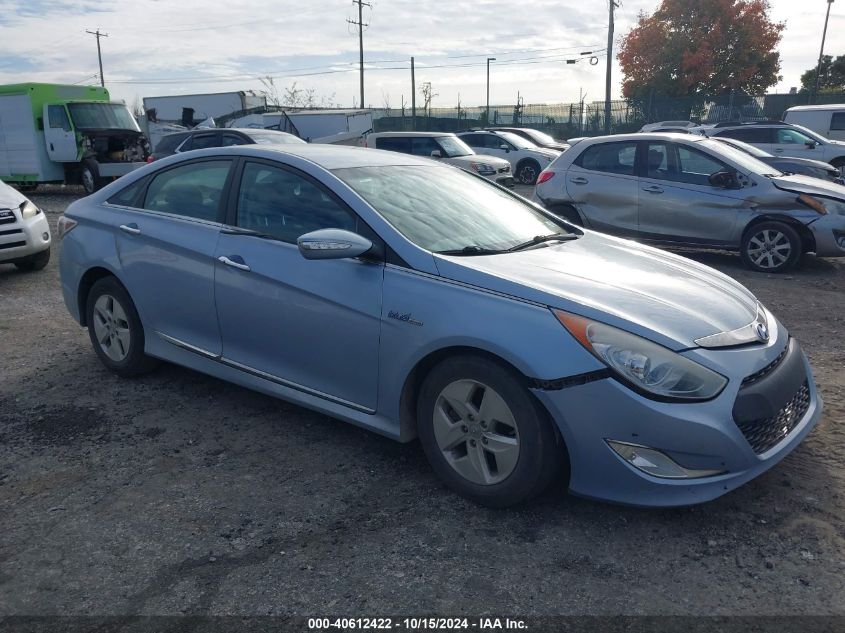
xmin=784 ymin=104 xmax=845 ymax=141
xmin=0 ymin=83 xmax=149 ymax=194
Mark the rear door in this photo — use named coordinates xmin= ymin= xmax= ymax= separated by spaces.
xmin=637 ymin=141 xmax=745 ymax=245
xmin=43 ymin=104 xmax=78 ymax=162
xmin=564 ymin=140 xmax=639 ymax=235
xmin=110 ymin=158 xmax=233 ymax=354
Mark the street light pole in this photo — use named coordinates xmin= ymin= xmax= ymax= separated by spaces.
xmin=486 ymin=57 xmax=496 ymax=125
xmin=813 ymin=0 xmax=835 ymax=102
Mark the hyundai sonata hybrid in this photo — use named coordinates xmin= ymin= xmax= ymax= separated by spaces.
xmin=58 ymin=145 xmax=822 ymax=507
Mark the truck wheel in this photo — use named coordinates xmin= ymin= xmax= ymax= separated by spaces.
xmin=81 ymin=160 xmax=102 ymax=195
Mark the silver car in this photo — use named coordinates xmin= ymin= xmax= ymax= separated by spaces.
xmin=533 ymin=133 xmax=845 ymax=272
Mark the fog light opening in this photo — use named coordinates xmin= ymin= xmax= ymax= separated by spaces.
xmin=606 ymin=440 xmax=726 ymax=479
xmin=42 ymin=232 xmax=50 ymax=241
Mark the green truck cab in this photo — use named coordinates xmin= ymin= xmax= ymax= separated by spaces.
xmin=0 ymin=83 xmax=149 ymax=194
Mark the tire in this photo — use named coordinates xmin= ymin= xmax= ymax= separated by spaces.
xmin=416 ymin=355 xmax=562 ymax=507
xmin=831 ymin=158 xmax=845 ymax=171
xmin=516 ymin=159 xmax=542 ymax=185
xmin=549 ymin=204 xmax=583 ymax=227
xmin=17 ymin=183 xmax=38 ymax=193
xmin=85 ymin=277 xmax=158 ymax=377
xmin=14 ymin=248 xmax=50 ymax=272
xmin=740 ymin=221 xmax=802 ymax=273
xmin=81 ymin=159 xmax=102 ymax=195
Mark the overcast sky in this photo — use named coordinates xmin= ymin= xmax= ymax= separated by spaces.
xmin=0 ymin=0 xmax=841 ymax=109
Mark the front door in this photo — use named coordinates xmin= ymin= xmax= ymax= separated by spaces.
xmin=564 ymin=140 xmax=639 ymax=235
xmin=770 ymin=127 xmax=824 ymax=160
xmin=112 ymin=158 xmax=232 ymax=355
xmin=214 ymin=159 xmax=383 ymax=411
xmin=43 ymin=104 xmax=78 ymax=162
xmin=637 ymin=141 xmax=746 ymax=245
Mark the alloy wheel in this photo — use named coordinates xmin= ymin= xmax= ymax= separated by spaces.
xmin=92 ymin=294 xmax=132 ymax=362
xmin=432 ymin=379 xmax=520 ymax=485
xmin=518 ymin=163 xmax=539 ymax=185
xmin=745 ymin=229 xmax=792 ymax=270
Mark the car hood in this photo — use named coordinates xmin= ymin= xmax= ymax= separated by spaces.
xmin=434 ymin=232 xmax=759 ymax=350
xmin=448 ymin=155 xmax=510 ymax=168
xmin=0 ymin=183 xmax=26 ymax=209
xmin=770 ymin=173 xmax=845 ymax=201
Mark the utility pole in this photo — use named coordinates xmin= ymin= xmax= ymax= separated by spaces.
xmin=347 ymin=0 xmax=370 ymax=110
xmin=411 ymin=57 xmax=416 ymax=130
xmin=486 ymin=57 xmax=496 ymax=125
xmin=604 ymin=1 xmax=618 ymax=134
xmin=813 ymin=0 xmax=835 ymax=103
xmin=85 ymin=29 xmax=108 ymax=87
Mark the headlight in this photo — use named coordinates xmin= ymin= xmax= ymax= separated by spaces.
xmin=470 ymin=161 xmax=496 ymax=176
xmin=20 ymin=200 xmax=40 ymax=219
xmin=553 ymin=310 xmax=728 ymax=401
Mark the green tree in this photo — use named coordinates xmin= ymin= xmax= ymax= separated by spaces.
xmin=618 ymin=0 xmax=784 ymax=100
xmin=800 ymin=55 xmax=845 ymax=92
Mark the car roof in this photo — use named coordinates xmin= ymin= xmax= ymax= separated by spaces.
xmin=786 ymin=104 xmax=845 ymax=112
xmin=368 ymin=131 xmax=456 ymax=138
xmin=576 ymin=132 xmax=709 ymax=143
xmin=183 ymin=143 xmax=440 ymax=169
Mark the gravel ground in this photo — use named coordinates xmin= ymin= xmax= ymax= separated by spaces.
xmin=1 ymin=185 xmax=844 ymax=616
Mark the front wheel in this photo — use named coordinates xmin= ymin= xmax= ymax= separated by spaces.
xmin=740 ymin=221 xmax=802 ymax=273
xmin=416 ymin=355 xmax=562 ymax=507
xmin=81 ymin=160 xmax=102 ymax=195
xmin=85 ymin=277 xmax=158 ymax=377
xmin=14 ymin=248 xmax=50 ymax=272
xmin=516 ymin=159 xmax=542 ymax=185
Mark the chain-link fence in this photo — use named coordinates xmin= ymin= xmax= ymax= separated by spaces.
xmin=371 ymin=91 xmax=845 ymax=139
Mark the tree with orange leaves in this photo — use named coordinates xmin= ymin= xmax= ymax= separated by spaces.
xmin=618 ymin=0 xmax=784 ymax=100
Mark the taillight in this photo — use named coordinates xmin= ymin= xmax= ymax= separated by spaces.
xmin=57 ymin=215 xmax=78 ymax=239
xmin=536 ymin=170 xmax=555 ymax=184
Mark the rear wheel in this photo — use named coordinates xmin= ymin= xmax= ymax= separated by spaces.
xmin=81 ymin=159 xmax=102 ymax=195
xmin=14 ymin=248 xmax=50 ymax=272
xmin=740 ymin=221 xmax=802 ymax=273
xmin=516 ymin=159 xmax=542 ymax=185
xmin=85 ymin=277 xmax=158 ymax=377
xmin=417 ymin=355 xmax=561 ymax=507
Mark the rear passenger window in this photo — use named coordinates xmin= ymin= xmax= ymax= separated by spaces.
xmin=829 ymin=113 xmax=845 ymax=131
xmin=222 ymin=134 xmax=247 ymax=147
xmin=236 ymin=162 xmax=356 ymax=244
xmin=107 ymin=177 xmax=147 ymax=207
xmin=411 ymin=137 xmax=441 ymax=156
xmin=576 ymin=142 xmax=637 ymax=175
xmin=190 ymin=134 xmax=220 ymax=150
xmin=715 ymin=128 xmax=772 ymax=144
xmin=375 ymin=137 xmax=411 ymax=153
xmin=143 ymin=160 xmax=231 ymax=221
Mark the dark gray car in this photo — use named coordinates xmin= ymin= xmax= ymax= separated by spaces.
xmin=533 ymin=133 xmax=845 ymax=273
xmin=711 ymin=136 xmax=843 ymax=184
xmin=149 ymin=128 xmax=304 ymax=161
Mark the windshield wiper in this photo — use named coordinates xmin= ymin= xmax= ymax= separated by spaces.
xmin=507 ymin=233 xmax=580 ymax=252
xmin=436 ymin=245 xmax=506 ymax=256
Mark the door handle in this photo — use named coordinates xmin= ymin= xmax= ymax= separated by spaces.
xmin=642 ymin=185 xmax=664 ymax=194
xmin=119 ymin=223 xmax=141 ymax=235
xmin=774 ymin=148 xmax=783 ymax=153
xmin=218 ymin=255 xmax=251 ymax=272
xmin=49 ymin=143 xmax=54 ymax=151
xmin=570 ymin=177 xmax=589 ymax=185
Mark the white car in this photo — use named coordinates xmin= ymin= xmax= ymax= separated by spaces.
xmin=457 ymin=130 xmax=560 ymax=184
xmin=784 ymin=105 xmax=845 ymax=141
xmin=0 ymin=181 xmax=51 ymax=271
xmin=365 ymin=132 xmax=514 ymax=187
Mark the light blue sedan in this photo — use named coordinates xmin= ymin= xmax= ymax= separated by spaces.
xmin=57 ymin=145 xmax=822 ymax=507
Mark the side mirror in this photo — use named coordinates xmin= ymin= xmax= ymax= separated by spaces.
xmin=805 ymin=140 xmax=818 ymax=149
xmin=430 ymin=150 xmax=442 ymax=158
xmin=499 ymin=144 xmax=510 ymax=152
xmin=708 ymin=170 xmax=740 ymax=189
xmin=297 ymin=229 xmax=373 ymax=260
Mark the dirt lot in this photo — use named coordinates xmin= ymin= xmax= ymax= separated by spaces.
xmin=1 ymin=186 xmax=844 ymax=617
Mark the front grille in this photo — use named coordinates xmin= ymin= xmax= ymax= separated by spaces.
xmin=0 ymin=241 xmax=26 ymax=250
xmin=498 ymin=166 xmax=511 ymax=173
xmin=736 ymin=381 xmax=810 ymax=454
xmin=0 ymin=228 xmax=23 ymax=237
xmin=742 ymin=342 xmax=788 ymax=387
xmin=0 ymin=210 xmax=16 ymax=225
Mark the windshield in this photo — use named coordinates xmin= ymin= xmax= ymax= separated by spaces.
xmin=68 ymin=103 xmax=140 ymax=131
xmin=496 ymin=131 xmax=536 ymax=149
xmin=436 ymin=136 xmax=473 ymax=157
xmin=248 ymin=131 xmax=307 ymax=145
xmin=714 ymin=137 xmax=771 ymax=158
xmin=699 ymin=139 xmax=782 ymax=176
xmin=333 ymin=165 xmax=568 ymax=253
xmin=523 ymin=129 xmax=559 ymax=146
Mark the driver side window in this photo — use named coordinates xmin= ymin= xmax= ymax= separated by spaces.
xmin=236 ymin=162 xmax=356 ymax=244
xmin=776 ymin=129 xmax=813 ymax=145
